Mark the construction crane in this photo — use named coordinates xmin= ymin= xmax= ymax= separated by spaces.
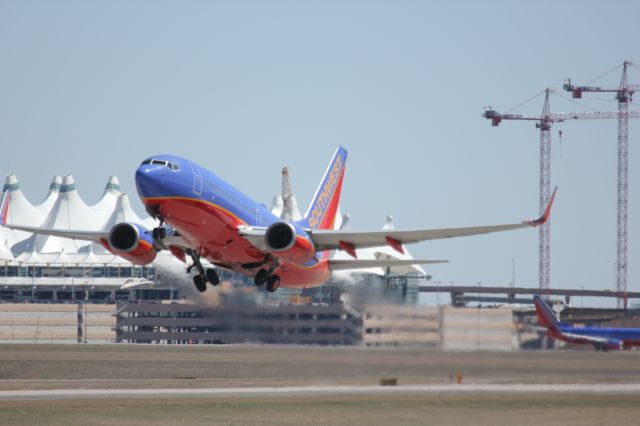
xmin=483 ymin=89 xmax=639 ymax=299
xmin=564 ymin=61 xmax=639 ymax=309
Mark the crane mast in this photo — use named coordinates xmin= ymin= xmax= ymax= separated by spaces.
xmin=483 ymin=89 xmax=557 ymax=298
xmin=483 ymin=88 xmax=638 ymax=299
xmin=537 ymin=91 xmax=552 ymax=299
xmin=564 ymin=61 xmax=637 ymax=309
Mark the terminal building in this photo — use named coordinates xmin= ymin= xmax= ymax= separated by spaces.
xmin=0 ymin=174 xmax=172 ymax=303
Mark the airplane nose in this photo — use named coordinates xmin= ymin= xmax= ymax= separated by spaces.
xmin=135 ymin=166 xmax=164 ymax=198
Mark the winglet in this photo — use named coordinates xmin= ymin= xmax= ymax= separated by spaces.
xmin=525 ymin=186 xmax=557 ymax=227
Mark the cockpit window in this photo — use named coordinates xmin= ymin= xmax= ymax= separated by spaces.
xmin=141 ymin=158 xmax=180 ymax=171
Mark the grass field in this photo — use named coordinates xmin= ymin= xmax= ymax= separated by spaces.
xmin=1 ymin=344 xmax=640 ymax=425
xmin=2 ymin=394 xmax=640 ymax=425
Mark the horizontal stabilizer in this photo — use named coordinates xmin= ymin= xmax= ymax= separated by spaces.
xmin=329 ymin=258 xmax=448 ymax=271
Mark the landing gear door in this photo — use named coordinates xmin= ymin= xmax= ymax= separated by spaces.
xmin=187 ymin=162 xmax=203 ymax=196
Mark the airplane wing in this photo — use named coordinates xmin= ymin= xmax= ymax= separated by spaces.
xmin=0 ymin=223 xmax=108 ymax=243
xmin=328 ymin=258 xmax=448 ymax=271
xmin=311 ymin=187 xmax=557 ymax=253
xmin=0 ymin=223 xmax=188 ymax=251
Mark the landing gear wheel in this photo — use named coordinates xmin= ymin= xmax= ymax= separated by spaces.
xmin=152 ymin=227 xmax=167 ymax=240
xmin=193 ymin=275 xmax=207 ymax=292
xmin=206 ymin=268 xmax=220 ymax=286
xmin=254 ymin=269 xmax=268 ymax=286
xmin=266 ymin=275 xmax=280 ymax=293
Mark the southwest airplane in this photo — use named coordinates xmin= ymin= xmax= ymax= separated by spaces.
xmin=2 ymin=146 xmax=555 ymax=293
xmin=533 ymin=295 xmax=640 ymax=350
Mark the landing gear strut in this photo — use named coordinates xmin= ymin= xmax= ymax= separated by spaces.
xmin=152 ymin=217 xmax=166 ymax=240
xmin=187 ymin=249 xmax=219 ymax=292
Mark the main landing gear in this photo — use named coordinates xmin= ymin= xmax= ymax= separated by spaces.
xmin=151 ymin=215 xmax=167 ymax=240
xmin=186 ymin=249 xmax=219 ymax=292
xmin=253 ymin=259 xmax=281 ymax=293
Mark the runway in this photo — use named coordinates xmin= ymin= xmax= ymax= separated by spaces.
xmin=2 ymin=383 xmax=640 ymax=401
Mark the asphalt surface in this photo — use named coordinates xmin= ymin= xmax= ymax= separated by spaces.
xmin=2 ymin=383 xmax=640 ymax=401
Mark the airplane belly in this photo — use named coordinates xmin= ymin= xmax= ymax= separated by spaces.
xmin=144 ymin=196 xmax=332 ymax=287
xmin=277 ymin=261 xmax=331 ymax=287
xmin=150 ymin=197 xmax=265 ymax=265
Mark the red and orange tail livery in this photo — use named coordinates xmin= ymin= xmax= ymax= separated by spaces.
xmin=301 ymin=146 xmax=347 ymax=231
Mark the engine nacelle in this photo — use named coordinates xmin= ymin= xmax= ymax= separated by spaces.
xmin=264 ymin=221 xmax=315 ymax=266
xmin=103 ymin=222 xmax=157 ymax=265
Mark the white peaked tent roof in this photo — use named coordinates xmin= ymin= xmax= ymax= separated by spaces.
xmin=16 ymin=250 xmax=46 ymax=265
xmin=49 ymin=249 xmax=77 ymax=265
xmin=1 ymin=173 xmax=46 ymax=233
xmin=0 ymin=238 xmax=14 ymax=261
xmin=331 ymin=214 xmax=426 ymax=276
xmin=92 ymin=176 xmax=122 ymax=223
xmin=103 ymin=253 xmax=132 ymax=265
xmin=1 ymin=174 xmax=48 ymax=246
xmin=270 ymin=195 xmax=303 ymax=222
xmin=370 ymin=216 xmax=426 ymax=276
xmin=271 ymin=195 xmax=284 ymax=218
xmin=0 ymin=222 xmax=16 ymax=250
xmin=333 ymin=208 xmax=347 ymax=231
xmin=13 ymin=175 xmax=103 ymax=255
xmin=82 ymin=246 xmax=104 ymax=265
xmin=105 ymin=194 xmax=147 ymax=228
xmin=287 ymin=195 xmax=302 ymax=221
xmin=34 ymin=176 xmax=62 ymax=215
xmin=332 ymin=211 xmax=385 ymax=276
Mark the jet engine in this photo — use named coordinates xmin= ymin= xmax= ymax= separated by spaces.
xmin=104 ymin=222 xmax=157 ymax=265
xmin=264 ymin=221 xmax=315 ymax=266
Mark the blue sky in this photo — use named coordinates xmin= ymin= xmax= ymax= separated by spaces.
xmin=1 ymin=1 xmax=638 ymax=305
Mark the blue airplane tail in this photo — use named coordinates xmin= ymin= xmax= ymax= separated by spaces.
xmin=301 ymin=146 xmax=347 ymax=231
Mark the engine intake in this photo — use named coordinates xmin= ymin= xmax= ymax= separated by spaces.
xmin=109 ymin=223 xmax=140 ymax=252
xmin=266 ymin=222 xmax=296 ymax=251
xmin=105 ymin=222 xmax=157 ymax=265
xmin=264 ymin=221 xmax=315 ymax=266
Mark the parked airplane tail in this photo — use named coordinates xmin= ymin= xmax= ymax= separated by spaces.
xmin=0 ymin=195 xmax=8 ymax=225
xmin=301 ymin=146 xmax=347 ymax=230
xmin=533 ymin=295 xmax=560 ymax=330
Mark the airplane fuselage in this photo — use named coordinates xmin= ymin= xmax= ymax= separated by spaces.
xmin=554 ymin=324 xmax=640 ymax=348
xmin=135 ymin=155 xmax=330 ymax=287
xmin=534 ymin=295 xmax=640 ymax=350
